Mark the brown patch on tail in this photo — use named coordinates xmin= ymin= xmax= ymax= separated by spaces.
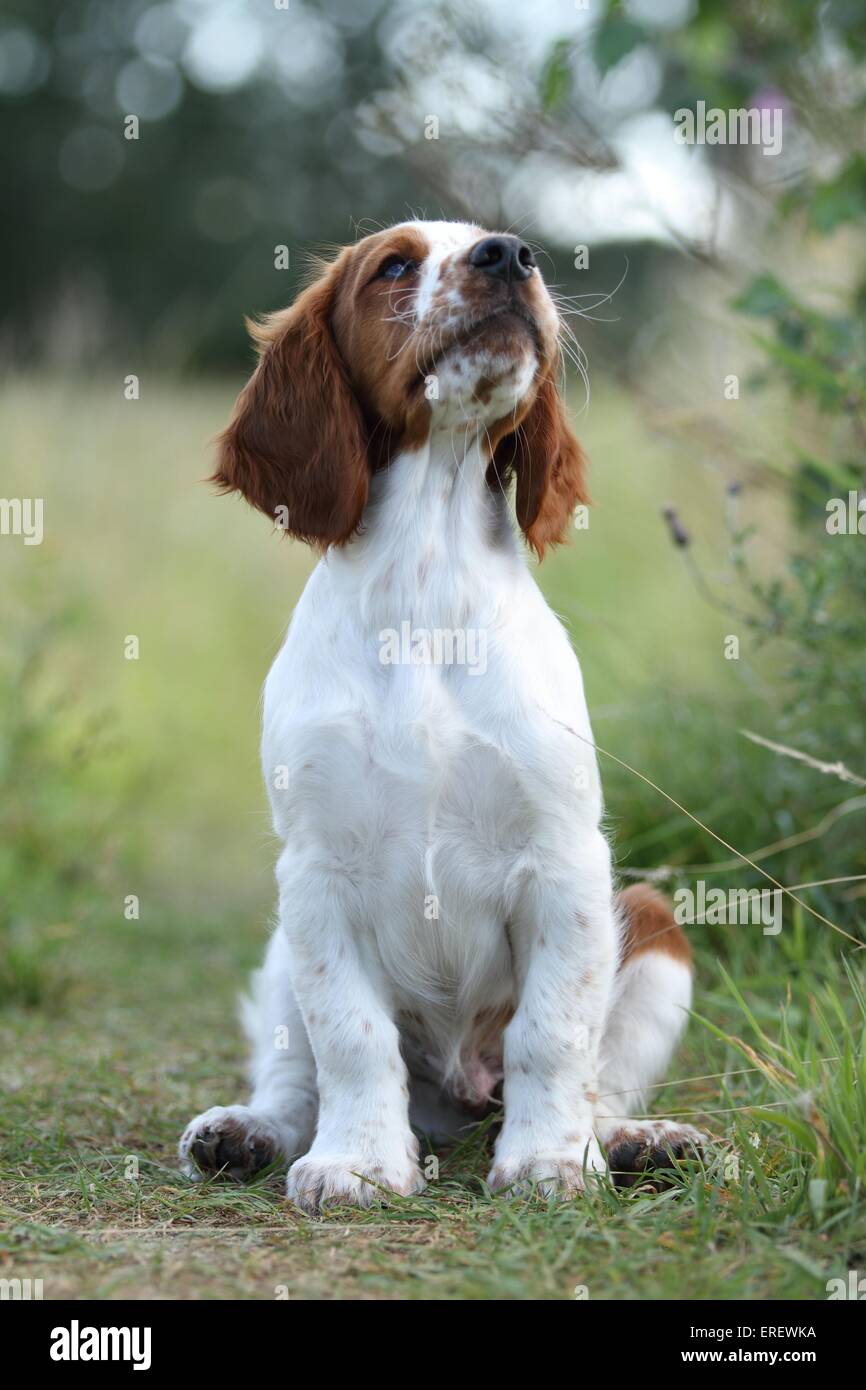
xmin=617 ymin=882 xmax=691 ymax=967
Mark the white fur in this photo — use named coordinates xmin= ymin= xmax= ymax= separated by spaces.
xmin=180 ymin=221 xmax=697 ymax=1209
xmin=595 ymin=953 xmax=694 ymax=1146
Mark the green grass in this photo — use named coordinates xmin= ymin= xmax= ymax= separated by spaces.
xmin=2 ymin=934 xmax=864 ymax=1300
xmin=1 ymin=376 xmax=864 ymax=1299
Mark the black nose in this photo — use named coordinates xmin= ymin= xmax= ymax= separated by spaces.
xmin=469 ymin=234 xmax=536 ymax=283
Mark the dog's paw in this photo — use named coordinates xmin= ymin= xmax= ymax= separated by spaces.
xmin=602 ymin=1120 xmax=705 ymax=1189
xmin=488 ymin=1133 xmax=606 ymax=1199
xmin=286 ymin=1150 xmax=425 ymax=1215
xmin=179 ymin=1105 xmax=288 ymax=1182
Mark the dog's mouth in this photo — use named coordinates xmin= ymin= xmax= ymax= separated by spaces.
xmin=417 ymin=300 xmax=543 ymax=380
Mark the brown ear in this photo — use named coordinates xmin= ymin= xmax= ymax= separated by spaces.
xmin=213 ymin=264 xmax=369 ymax=547
xmin=490 ymin=371 xmax=590 ymax=559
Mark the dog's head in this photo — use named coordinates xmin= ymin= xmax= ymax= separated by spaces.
xmin=214 ymin=219 xmax=587 ymax=556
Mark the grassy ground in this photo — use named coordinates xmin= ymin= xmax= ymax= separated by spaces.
xmin=1 ymin=377 xmax=864 ymax=1299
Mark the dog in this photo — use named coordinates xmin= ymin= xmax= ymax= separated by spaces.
xmin=179 ymin=220 xmax=703 ymax=1212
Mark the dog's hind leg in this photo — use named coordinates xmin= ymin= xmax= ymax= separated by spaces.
xmin=179 ymin=927 xmax=317 ymax=1181
xmin=594 ymin=884 xmax=705 ymax=1187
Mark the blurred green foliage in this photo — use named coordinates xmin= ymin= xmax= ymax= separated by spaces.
xmin=0 ymin=617 xmax=121 ymax=1005
xmin=8 ymin=0 xmax=862 ymax=370
xmin=591 ymin=0 xmax=866 ymax=109
xmin=2 ymin=0 xmax=424 ymax=367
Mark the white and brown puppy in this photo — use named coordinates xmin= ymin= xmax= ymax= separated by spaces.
xmin=179 ymin=221 xmax=703 ymax=1211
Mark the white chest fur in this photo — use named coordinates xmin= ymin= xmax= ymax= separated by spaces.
xmin=261 ymin=431 xmax=602 ymax=1085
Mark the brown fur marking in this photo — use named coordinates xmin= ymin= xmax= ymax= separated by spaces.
xmin=617 ymin=883 xmax=692 ymax=967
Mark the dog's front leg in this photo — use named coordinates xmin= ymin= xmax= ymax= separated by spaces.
xmin=277 ymin=849 xmax=424 ymax=1214
xmin=490 ymin=832 xmax=618 ymax=1197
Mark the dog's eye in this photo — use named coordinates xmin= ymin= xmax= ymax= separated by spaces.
xmin=378 ymin=255 xmax=417 ymax=281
